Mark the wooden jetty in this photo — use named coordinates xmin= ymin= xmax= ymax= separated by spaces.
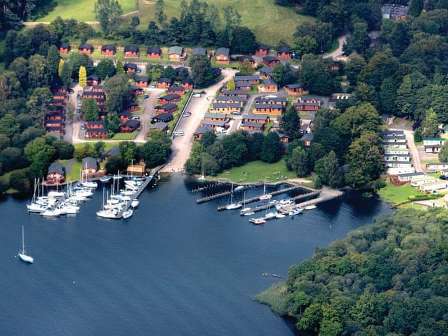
xmin=247 ymin=190 xmax=321 ymax=213
xmin=214 ymin=185 xmax=305 ymax=210
xmin=296 ymin=188 xmax=343 ymax=208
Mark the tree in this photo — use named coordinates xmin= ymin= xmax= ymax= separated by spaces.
xmin=60 ymin=60 xmax=73 ymax=88
xmin=104 ymin=74 xmax=130 ymax=115
xmin=27 ymin=87 xmax=52 ymax=124
xmin=288 ymin=146 xmax=310 ymax=177
xmin=421 ymin=108 xmax=439 ymax=138
xmin=409 ymin=0 xmax=424 ymax=16
xmin=345 ymin=132 xmax=384 ymax=189
xmin=81 ymin=98 xmax=99 ymax=121
xmin=28 ymin=54 xmax=49 ymax=88
xmin=9 ymin=57 xmax=28 ymax=88
xmin=281 ymin=106 xmax=301 ymax=140
xmin=226 ymin=80 xmax=236 ymax=91
xmin=300 ymin=55 xmax=336 ymax=95
xmin=379 ymin=77 xmax=398 ymax=115
xmin=345 ymin=20 xmax=370 ymax=54
xmin=106 ymin=114 xmax=120 ymax=135
xmin=396 ymin=72 xmax=428 ymax=119
xmin=46 ymin=45 xmax=60 ymax=84
xmin=314 ymin=151 xmax=341 ymax=187
xmin=119 ymin=141 xmax=138 ymax=164
xmin=140 ymin=138 xmax=172 ymax=168
xmin=58 ymin=59 xmax=65 ymax=78
xmin=95 ymin=59 xmax=116 ymax=80
xmin=438 ymin=142 xmax=448 ymax=163
xmin=200 ymin=131 xmax=217 ymax=148
xmin=79 ymin=65 xmax=87 ymax=88
xmin=230 ymin=26 xmax=257 ymax=54
xmin=155 ymin=0 xmax=167 ymax=25
xmin=94 ymin=0 xmax=123 ymax=36
xmin=189 ymin=55 xmax=219 ymax=88
xmin=260 ymin=132 xmax=283 ymax=163
xmin=271 ymin=64 xmax=297 ymax=87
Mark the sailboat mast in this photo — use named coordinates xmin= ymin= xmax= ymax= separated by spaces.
xmin=21 ymin=225 xmax=25 ymax=253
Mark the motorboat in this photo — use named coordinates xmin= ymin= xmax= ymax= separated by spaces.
xmin=18 ymin=225 xmax=33 ymax=264
xmin=226 ymin=202 xmax=242 ymax=210
xmin=250 ymin=218 xmax=266 ymax=225
xmin=264 ymin=212 xmax=277 ymax=220
xmin=305 ymin=205 xmax=317 ymax=210
xmin=131 ymin=199 xmax=139 ymax=208
xmin=122 ymin=209 xmax=133 ymax=219
xmin=289 ymin=208 xmax=303 ymax=216
xmin=96 ymin=209 xmax=121 ymax=219
xmin=100 ymin=176 xmax=112 ymax=183
xmin=26 ymin=202 xmax=47 ymax=213
xmin=275 ymin=212 xmax=286 ymax=219
xmin=240 ymin=207 xmax=252 ymax=215
xmin=81 ymin=181 xmax=98 ymax=189
xmin=41 ymin=207 xmax=62 ymax=217
xmin=243 ymin=211 xmax=255 ymax=216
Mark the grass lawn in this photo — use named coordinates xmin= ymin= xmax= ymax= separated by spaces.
xmin=138 ymin=0 xmax=313 ymax=45
xmin=378 ymin=181 xmax=426 ymax=205
xmin=215 ymin=159 xmax=296 ymax=183
xmin=59 ymin=159 xmax=82 ymax=182
xmin=74 ymin=142 xmax=118 ymax=153
xmin=36 ymin=0 xmax=137 ymax=22
xmin=111 ymin=131 xmax=138 ymax=140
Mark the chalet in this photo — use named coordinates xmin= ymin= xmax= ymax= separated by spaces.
xmin=395 ymin=172 xmax=425 ymax=183
xmin=214 ymin=96 xmax=247 ymax=105
xmin=384 ymin=153 xmax=411 ymax=163
xmin=285 ymin=83 xmax=306 ymax=97
xmin=215 ymin=47 xmax=230 ymax=64
xmin=194 ymin=125 xmax=212 ymax=140
xmin=118 ymin=111 xmax=130 ymax=122
xmin=385 ymin=160 xmax=413 ymax=169
xmin=296 ymin=96 xmax=322 ymax=112
xmin=204 ymin=113 xmax=229 ymax=122
xmin=182 ymin=79 xmax=194 ymax=90
xmin=124 ymin=63 xmax=138 ymax=74
xmin=168 ymin=85 xmax=186 ymax=95
xmin=240 ymin=121 xmax=264 ymax=133
xmin=151 ymin=113 xmax=173 ymax=123
xmin=235 ymin=80 xmax=253 ymax=91
xmin=127 ymin=162 xmax=146 ymax=176
xmin=52 ymin=87 xmax=68 ymax=99
xmin=120 ymin=119 xmax=141 ymax=133
xmin=82 ymin=86 xmax=106 ymax=113
xmin=382 ymin=4 xmax=408 ymax=21
xmin=253 ymin=103 xmax=284 ymax=116
xmin=156 ymin=103 xmax=177 ymax=114
xmin=259 ymin=66 xmax=273 ymax=79
xmin=302 ymin=132 xmax=314 ymax=147
xmin=210 ymin=102 xmax=243 ymax=114
xmin=201 ymin=120 xmax=229 ymax=132
xmin=169 ymin=46 xmax=186 ymax=62
xmin=258 ymin=79 xmax=278 ymax=93
xmin=79 ymin=43 xmax=93 ymax=55
xmin=135 ymin=75 xmax=149 ymax=88
xmin=242 ymin=114 xmax=269 ymax=124
xmin=159 ymin=94 xmax=181 ymax=105
xmin=45 ymin=119 xmax=65 ymax=135
xmin=234 ymin=75 xmax=260 ymax=85
xmin=255 ymin=96 xmax=288 ymax=106
xmin=124 ymin=45 xmax=139 ymax=58
xmin=192 ymin=47 xmax=207 ymax=57
xmin=101 ymin=44 xmax=116 ymax=56
xmin=49 ymin=96 xmax=67 ymax=107
xmin=125 ymin=102 xmax=139 ymax=113
xmin=255 ymin=45 xmax=270 ymax=57
xmin=87 ymin=75 xmax=100 ymax=86
xmin=147 ymin=46 xmax=162 ymax=58
xmin=59 ymin=43 xmax=70 ymax=54
xmin=82 ymin=157 xmax=98 ymax=176
xmin=237 ymin=55 xmax=256 ymax=67
xmin=47 ymin=162 xmax=65 ymax=185
xmin=423 ymin=138 xmax=446 ymax=153
xmin=220 ymin=89 xmax=249 ymax=99
xmin=277 ymin=46 xmax=292 ymax=60
xmin=129 ymin=85 xmax=144 ymax=96
xmin=329 ymin=61 xmax=342 ymax=72
xmin=84 ymin=121 xmax=107 ymax=139
xmin=149 ymin=122 xmax=168 ymax=133
xmin=263 ymin=55 xmax=280 ymax=67
xmin=157 ymin=77 xmax=172 ymax=89
xmin=277 ymin=132 xmax=290 ymax=144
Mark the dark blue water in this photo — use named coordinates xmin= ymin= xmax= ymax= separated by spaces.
xmin=0 ymin=175 xmax=391 ymax=336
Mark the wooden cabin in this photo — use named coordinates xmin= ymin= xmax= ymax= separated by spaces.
xmin=255 ymin=45 xmax=269 ymax=57
xmin=262 ymin=55 xmax=280 ymax=67
xmin=155 ymin=103 xmax=177 ymax=115
xmin=182 ymin=79 xmax=193 ymax=90
xmin=82 ymin=157 xmax=99 ymax=176
xmin=215 ymin=47 xmax=230 ymax=64
xmin=192 ymin=47 xmax=207 ymax=57
xmin=168 ymin=85 xmax=186 ymax=96
xmin=147 ymin=46 xmax=162 ymax=59
xmin=209 ymin=102 xmax=243 ymax=114
xmin=120 ymin=119 xmax=141 ymax=133
xmin=47 ymin=162 xmax=65 ymax=185
xmin=168 ymin=46 xmax=186 ymax=62
xmin=296 ymin=96 xmax=322 ymax=112
xmin=124 ymin=63 xmax=138 ymax=74
xmin=87 ymin=75 xmax=100 ymax=86
xmin=285 ymin=83 xmax=306 ymax=97
xmin=79 ymin=43 xmax=94 ymax=55
xmin=59 ymin=43 xmax=70 ymax=54
xmin=258 ymin=79 xmax=278 ymax=93
xmin=277 ymin=46 xmax=292 ymax=60
xmin=84 ymin=121 xmax=107 ymax=139
xmin=253 ymin=103 xmax=284 ymax=116
xmin=151 ymin=112 xmax=173 ymax=123
xmin=135 ymin=75 xmax=149 ymax=88
xmin=124 ymin=45 xmax=139 ymax=58
xmin=159 ymin=94 xmax=181 ymax=105
xmin=127 ymin=163 xmax=146 ymax=176
xmin=101 ymin=44 xmax=116 ymax=56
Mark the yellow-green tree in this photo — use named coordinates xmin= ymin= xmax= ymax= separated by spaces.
xmin=58 ymin=59 xmax=65 ymax=78
xmin=79 ymin=65 xmax=87 ymax=88
xmin=226 ymin=79 xmax=235 ymax=91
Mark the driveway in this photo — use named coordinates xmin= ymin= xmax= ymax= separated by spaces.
xmin=135 ymin=88 xmax=164 ymax=142
xmin=404 ymin=130 xmax=424 ymax=173
xmin=161 ymin=69 xmax=237 ymax=173
xmin=323 ymin=35 xmax=348 ymax=62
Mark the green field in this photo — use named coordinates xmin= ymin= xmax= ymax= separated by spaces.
xmin=215 ymin=159 xmax=296 ymax=183
xmin=36 ymin=0 xmax=311 ymax=45
xmin=36 ymin=0 xmax=137 ymax=22
xmin=378 ymin=181 xmax=426 ymax=205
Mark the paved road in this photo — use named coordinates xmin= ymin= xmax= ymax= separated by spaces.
xmin=161 ymin=69 xmax=237 ymax=173
xmin=323 ymin=35 xmax=348 ymax=62
xmin=404 ymin=130 xmax=424 ymax=173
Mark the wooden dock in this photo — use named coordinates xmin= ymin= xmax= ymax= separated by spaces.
xmin=122 ymin=166 xmax=163 ymax=211
xmin=214 ymin=185 xmax=304 ymax=210
xmin=296 ymin=188 xmax=344 ymax=208
xmin=245 ymin=190 xmax=321 ymax=213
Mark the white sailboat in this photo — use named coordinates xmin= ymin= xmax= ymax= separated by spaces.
xmin=259 ymin=183 xmax=272 ymax=201
xmin=18 ymin=225 xmax=34 ymax=264
xmin=240 ymin=191 xmax=252 ymax=215
xmin=226 ymin=183 xmax=242 ymax=210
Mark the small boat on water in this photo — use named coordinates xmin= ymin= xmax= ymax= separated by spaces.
xmin=234 ymin=185 xmax=244 ymax=192
xmin=226 ymin=183 xmax=242 ymax=210
xmin=259 ymin=183 xmax=272 ymax=201
xmin=18 ymin=225 xmax=34 ymax=264
xmin=41 ymin=207 xmax=62 ymax=217
xmin=250 ymin=218 xmax=266 ymax=225
xmin=264 ymin=211 xmax=277 ymax=220
xmin=81 ymin=181 xmax=98 ymax=189
xmin=275 ymin=212 xmax=286 ymax=219
xmin=131 ymin=199 xmax=139 ymax=208
xmin=122 ymin=209 xmax=133 ymax=219
xmin=289 ymin=208 xmax=303 ymax=217
xmin=96 ymin=208 xmax=122 ymax=219
xmin=100 ymin=176 xmax=112 ymax=183
xmin=305 ymin=205 xmax=317 ymax=210
xmin=240 ymin=207 xmax=252 ymax=215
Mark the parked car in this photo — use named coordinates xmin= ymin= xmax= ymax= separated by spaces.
xmin=173 ymin=130 xmax=184 ymax=137
xmin=144 ymin=94 xmax=149 ymax=99
xmin=192 ymin=93 xmax=201 ymax=98
xmin=131 ymin=116 xmax=140 ymax=120
xmin=183 ymin=112 xmax=191 ymax=117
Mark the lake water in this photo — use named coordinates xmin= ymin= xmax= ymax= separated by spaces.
xmin=0 ymin=175 xmax=391 ymax=336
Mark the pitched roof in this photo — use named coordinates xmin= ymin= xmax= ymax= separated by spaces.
xmin=216 ymin=47 xmax=230 ymax=57
xmin=48 ymin=162 xmax=65 ymax=175
xmin=79 ymin=43 xmax=93 ymax=50
xmin=235 ymin=75 xmax=260 ymax=81
xmin=147 ymin=46 xmax=162 ymax=54
xmin=101 ymin=44 xmax=116 ymax=52
xmin=124 ymin=45 xmax=139 ymax=52
xmin=135 ymin=75 xmax=149 ymax=82
xmin=192 ymin=47 xmax=207 ymax=56
xmin=82 ymin=157 xmax=98 ymax=170
xmin=169 ymin=46 xmax=184 ymax=55
xmin=124 ymin=63 xmax=138 ymax=70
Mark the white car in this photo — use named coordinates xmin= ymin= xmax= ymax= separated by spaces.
xmin=173 ymin=131 xmax=184 ymax=136
xmin=192 ymin=93 xmax=201 ymax=98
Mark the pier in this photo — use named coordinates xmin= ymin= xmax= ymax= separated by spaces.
xmin=296 ymin=188 xmax=343 ymax=208
xmin=244 ymin=190 xmax=321 ymax=213
xmin=214 ymin=185 xmax=305 ymax=210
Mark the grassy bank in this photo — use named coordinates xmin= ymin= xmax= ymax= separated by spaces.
xmin=256 ymin=283 xmax=288 ymax=315
xmin=36 ymin=0 xmax=137 ymax=22
xmin=378 ymin=181 xmax=426 ymax=205
xmin=215 ymin=159 xmax=296 ymax=183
